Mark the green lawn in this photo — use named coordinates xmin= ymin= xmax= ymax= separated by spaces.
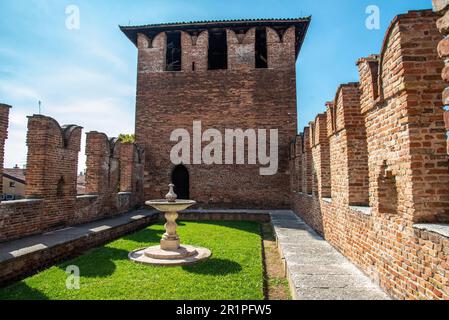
xmin=0 ymin=221 xmax=264 ymax=300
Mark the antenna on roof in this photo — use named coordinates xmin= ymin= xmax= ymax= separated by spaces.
xmin=38 ymin=100 xmax=42 ymax=115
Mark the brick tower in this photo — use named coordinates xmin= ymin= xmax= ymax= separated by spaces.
xmin=121 ymin=18 xmax=310 ymax=208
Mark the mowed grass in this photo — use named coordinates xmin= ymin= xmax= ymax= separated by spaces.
xmin=0 ymin=221 xmax=264 ymax=300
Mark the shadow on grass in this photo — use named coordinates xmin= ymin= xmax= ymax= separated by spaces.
xmin=182 ymin=258 xmax=242 ymax=275
xmin=0 ymin=282 xmax=49 ymax=300
xmin=58 ymin=246 xmax=129 ymax=278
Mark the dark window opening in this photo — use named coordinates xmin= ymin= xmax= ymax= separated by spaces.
xmin=208 ymin=30 xmax=227 ymax=70
xmin=166 ymin=32 xmax=182 ymax=71
xmin=255 ymin=28 xmax=268 ymax=68
xmin=56 ymin=177 xmax=65 ymax=197
xmin=192 ymin=62 xmax=195 ymax=71
xmin=377 ymin=163 xmax=398 ymax=215
xmin=171 ymin=165 xmax=190 ymax=200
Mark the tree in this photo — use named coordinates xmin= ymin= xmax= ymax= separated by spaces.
xmin=118 ymin=134 xmax=135 ymax=143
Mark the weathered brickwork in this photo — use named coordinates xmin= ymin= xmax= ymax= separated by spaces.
xmin=434 ymin=0 xmax=449 ymax=152
xmin=0 ymin=104 xmax=10 ymax=196
xmin=122 ymin=19 xmax=310 ymax=208
xmin=0 ymin=114 xmax=144 ymax=242
xmin=291 ymin=10 xmax=449 ymax=300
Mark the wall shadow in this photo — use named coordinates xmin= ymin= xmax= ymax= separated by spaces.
xmin=122 ymin=228 xmax=163 ymax=244
xmin=0 ymin=282 xmax=49 ymax=300
xmin=58 ymin=246 xmax=129 ymax=278
xmin=182 ymin=258 xmax=242 ymax=276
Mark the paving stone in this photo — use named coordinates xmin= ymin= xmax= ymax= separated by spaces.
xmin=270 ymin=210 xmax=390 ymax=300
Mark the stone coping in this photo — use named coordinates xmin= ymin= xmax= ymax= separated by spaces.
xmin=0 ymin=198 xmax=43 ymax=206
xmin=349 ymin=206 xmax=372 ymax=216
xmin=181 ymin=209 xmax=270 ymax=214
xmin=76 ymin=195 xmax=99 ymax=200
xmin=413 ymin=223 xmax=449 ymax=239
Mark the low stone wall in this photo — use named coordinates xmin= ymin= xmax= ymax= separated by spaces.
xmin=0 ymin=211 xmax=159 ymax=288
xmin=178 ymin=210 xmax=271 ymax=222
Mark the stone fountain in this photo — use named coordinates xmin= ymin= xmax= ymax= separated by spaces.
xmin=129 ymin=184 xmax=212 ymax=266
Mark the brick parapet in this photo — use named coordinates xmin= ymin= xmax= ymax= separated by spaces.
xmin=0 ymin=114 xmax=144 ymax=243
xmin=0 ymin=104 xmax=11 ymax=196
xmin=291 ymin=9 xmax=449 ymax=300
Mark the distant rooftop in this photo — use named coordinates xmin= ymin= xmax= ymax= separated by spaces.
xmin=120 ymin=17 xmax=311 ymax=58
xmin=3 ymin=167 xmax=26 ymax=184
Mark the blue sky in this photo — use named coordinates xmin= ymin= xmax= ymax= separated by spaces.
xmin=0 ymin=0 xmax=432 ymax=170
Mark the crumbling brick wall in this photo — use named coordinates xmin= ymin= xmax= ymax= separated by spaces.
xmin=0 ymin=114 xmax=144 ymax=242
xmin=291 ymin=10 xmax=449 ymax=300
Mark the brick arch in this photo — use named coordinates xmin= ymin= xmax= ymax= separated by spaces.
xmin=137 ymin=33 xmax=150 ymax=49
xmin=377 ymin=16 xmax=401 ymax=102
xmin=29 ymin=115 xmax=82 ymax=150
xmin=151 ymin=31 xmax=166 ymax=49
xmin=266 ymin=27 xmax=281 ymax=43
xmin=227 ymin=27 xmax=255 ymax=44
xmin=61 ymin=125 xmax=83 ymax=150
xmin=109 ymin=137 xmax=121 ymax=158
xmin=332 ymin=83 xmax=360 ymax=132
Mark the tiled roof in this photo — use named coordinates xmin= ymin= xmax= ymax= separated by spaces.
xmin=120 ymin=17 xmax=311 ymax=30
xmin=3 ymin=168 xmax=26 ymax=184
xmin=120 ymin=16 xmax=311 ymax=58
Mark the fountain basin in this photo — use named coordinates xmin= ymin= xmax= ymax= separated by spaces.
xmin=129 ymin=245 xmax=211 ymax=267
xmin=145 ymin=199 xmax=196 ymax=213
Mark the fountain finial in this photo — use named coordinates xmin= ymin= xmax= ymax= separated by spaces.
xmin=165 ymin=183 xmax=177 ymax=203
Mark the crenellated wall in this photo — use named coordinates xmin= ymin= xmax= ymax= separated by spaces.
xmin=135 ymin=25 xmax=299 ymax=208
xmin=291 ymin=9 xmax=449 ymax=300
xmin=0 ymin=104 xmax=11 ymax=196
xmin=434 ymin=1 xmax=449 ymax=152
xmin=0 ymin=113 xmax=145 ymax=242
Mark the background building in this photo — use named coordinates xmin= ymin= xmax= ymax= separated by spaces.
xmin=121 ymin=18 xmax=310 ymax=208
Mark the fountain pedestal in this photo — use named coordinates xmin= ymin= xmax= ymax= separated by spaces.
xmin=129 ymin=184 xmax=212 ymax=266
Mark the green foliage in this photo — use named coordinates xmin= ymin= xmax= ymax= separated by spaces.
xmin=118 ymin=134 xmax=135 ymax=143
xmin=0 ymin=221 xmax=264 ymax=300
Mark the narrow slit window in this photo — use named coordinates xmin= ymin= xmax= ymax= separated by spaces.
xmin=255 ymin=28 xmax=268 ymax=68
xmin=208 ymin=30 xmax=227 ymax=70
xmin=166 ymin=32 xmax=181 ymax=71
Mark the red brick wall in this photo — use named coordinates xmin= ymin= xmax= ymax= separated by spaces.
xmin=0 ymin=104 xmax=11 ymax=196
xmin=329 ymin=84 xmax=369 ymax=206
xmin=135 ymin=26 xmax=298 ymax=208
xmin=291 ymin=10 xmax=449 ymax=300
xmin=434 ymin=0 xmax=449 ymax=152
xmin=25 ymin=115 xmax=82 ymax=229
xmin=311 ymin=113 xmax=331 ymax=198
xmin=0 ymin=114 xmax=144 ymax=242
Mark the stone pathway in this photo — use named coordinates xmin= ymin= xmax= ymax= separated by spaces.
xmin=269 ymin=210 xmax=390 ymax=300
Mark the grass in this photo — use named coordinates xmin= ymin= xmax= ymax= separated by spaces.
xmin=261 ymin=223 xmax=291 ymax=300
xmin=0 ymin=221 xmax=264 ymax=300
